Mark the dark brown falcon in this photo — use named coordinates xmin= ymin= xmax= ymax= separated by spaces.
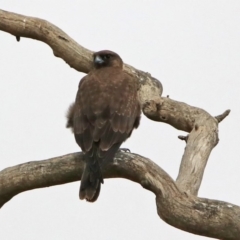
xmin=67 ymin=50 xmax=141 ymax=202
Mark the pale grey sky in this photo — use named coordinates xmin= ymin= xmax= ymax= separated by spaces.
xmin=0 ymin=1 xmax=240 ymax=239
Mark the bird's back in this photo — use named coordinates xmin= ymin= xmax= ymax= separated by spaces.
xmin=74 ymin=67 xmax=140 ymax=155
xmin=69 ymin=50 xmax=141 ymax=202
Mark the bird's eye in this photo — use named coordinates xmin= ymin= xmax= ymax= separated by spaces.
xmin=104 ymin=54 xmax=111 ymax=59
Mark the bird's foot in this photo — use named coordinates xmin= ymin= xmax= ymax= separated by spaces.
xmin=118 ymin=148 xmax=131 ymax=153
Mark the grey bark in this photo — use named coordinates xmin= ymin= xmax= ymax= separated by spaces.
xmin=0 ymin=9 xmax=238 ymax=239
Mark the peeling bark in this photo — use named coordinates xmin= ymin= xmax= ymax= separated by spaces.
xmin=0 ymin=9 xmax=238 ymax=240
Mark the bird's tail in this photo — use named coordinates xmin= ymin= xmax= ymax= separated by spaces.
xmin=79 ymin=156 xmax=103 ymax=202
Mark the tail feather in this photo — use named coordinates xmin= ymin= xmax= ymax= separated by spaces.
xmin=79 ymin=157 xmax=103 ymax=202
xmin=79 ymin=143 xmax=122 ymax=202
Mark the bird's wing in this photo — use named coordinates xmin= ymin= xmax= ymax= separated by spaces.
xmin=73 ymin=68 xmax=141 ymax=157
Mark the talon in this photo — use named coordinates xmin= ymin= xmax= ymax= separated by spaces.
xmin=118 ymin=148 xmax=131 ymax=153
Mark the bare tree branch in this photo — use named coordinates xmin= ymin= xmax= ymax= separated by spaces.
xmin=0 ymin=8 xmax=238 ymax=240
xmin=142 ymin=97 xmax=221 ymax=195
xmin=0 ymin=152 xmax=239 ymax=239
xmin=0 ymin=9 xmax=162 ymax=104
xmin=215 ymin=109 xmax=231 ymax=123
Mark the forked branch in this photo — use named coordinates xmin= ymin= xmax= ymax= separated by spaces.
xmin=0 ymin=9 xmax=238 ymax=240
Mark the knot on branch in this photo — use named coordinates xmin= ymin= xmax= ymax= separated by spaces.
xmin=142 ymin=98 xmax=163 ymax=121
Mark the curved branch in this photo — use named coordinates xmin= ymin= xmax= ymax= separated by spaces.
xmin=143 ymin=97 xmax=223 ymax=195
xmin=0 ymin=152 xmax=239 ymax=239
xmin=0 ymin=9 xmax=162 ymax=104
xmin=0 ymin=8 xmax=237 ymax=240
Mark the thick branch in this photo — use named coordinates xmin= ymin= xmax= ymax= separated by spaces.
xmin=143 ymin=97 xmax=223 ymax=195
xmin=0 ymin=9 xmax=162 ymax=104
xmin=0 ymin=8 xmax=236 ymax=240
xmin=0 ymin=152 xmax=239 ymax=239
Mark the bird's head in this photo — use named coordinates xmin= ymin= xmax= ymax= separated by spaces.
xmin=93 ymin=50 xmax=123 ymax=69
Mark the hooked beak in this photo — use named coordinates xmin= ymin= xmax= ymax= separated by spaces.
xmin=94 ymin=55 xmax=104 ymax=64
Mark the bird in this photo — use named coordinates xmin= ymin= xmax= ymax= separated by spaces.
xmin=66 ymin=50 xmax=141 ymax=202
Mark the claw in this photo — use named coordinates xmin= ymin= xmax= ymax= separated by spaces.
xmin=118 ymin=148 xmax=131 ymax=153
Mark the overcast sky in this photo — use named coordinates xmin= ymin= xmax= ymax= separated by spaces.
xmin=1 ymin=1 xmax=240 ymax=239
